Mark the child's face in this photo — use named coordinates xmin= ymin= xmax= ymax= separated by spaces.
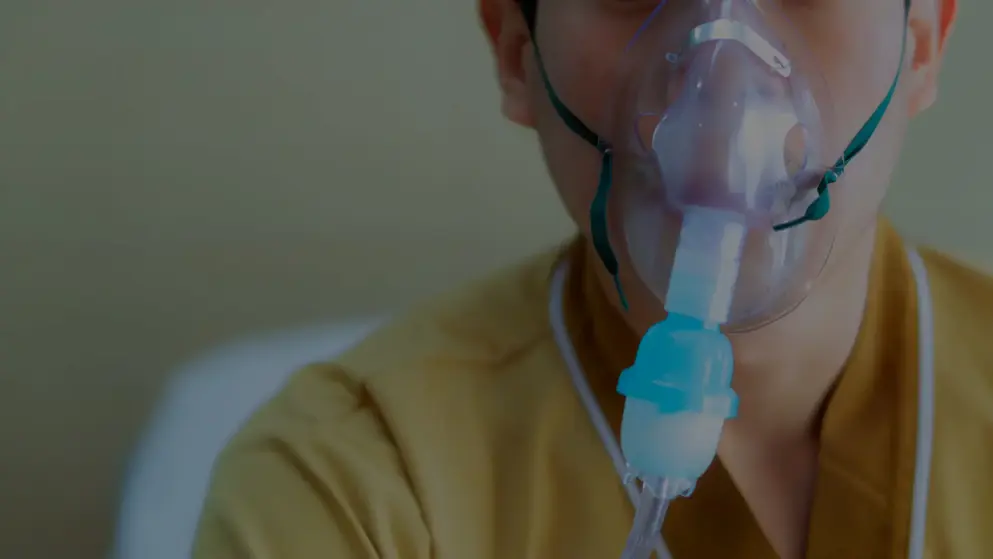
xmin=486 ymin=0 xmax=952 ymax=290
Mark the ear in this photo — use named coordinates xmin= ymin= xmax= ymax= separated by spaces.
xmin=906 ymin=0 xmax=958 ymax=115
xmin=479 ymin=0 xmax=536 ymax=127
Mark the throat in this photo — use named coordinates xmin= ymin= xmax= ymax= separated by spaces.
xmin=718 ymin=430 xmax=821 ymax=559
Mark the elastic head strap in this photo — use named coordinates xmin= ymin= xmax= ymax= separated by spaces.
xmin=520 ymin=0 xmax=601 ymax=147
xmin=520 ymin=0 xmax=628 ymax=307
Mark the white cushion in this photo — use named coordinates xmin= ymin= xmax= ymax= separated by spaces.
xmin=110 ymin=317 xmax=384 ymax=559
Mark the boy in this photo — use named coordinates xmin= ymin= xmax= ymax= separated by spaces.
xmin=194 ymin=0 xmax=991 ymax=557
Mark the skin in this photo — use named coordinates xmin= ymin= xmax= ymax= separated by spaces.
xmin=481 ymin=0 xmax=957 ymax=556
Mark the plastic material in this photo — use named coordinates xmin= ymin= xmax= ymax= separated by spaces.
xmin=617 ymin=208 xmax=743 ymax=559
xmin=621 ymin=476 xmax=673 ymax=559
xmin=618 ymin=208 xmax=741 ymax=481
xmin=609 ymin=0 xmax=839 ymax=330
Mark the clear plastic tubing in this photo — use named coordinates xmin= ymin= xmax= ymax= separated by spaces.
xmin=620 ymin=476 xmax=674 ymax=559
xmin=616 ymin=207 xmax=745 ymax=559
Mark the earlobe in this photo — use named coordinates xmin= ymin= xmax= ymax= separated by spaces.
xmin=480 ymin=0 xmax=536 ymax=127
xmin=479 ymin=0 xmax=503 ymax=49
xmin=498 ymin=35 xmax=537 ymax=127
xmin=906 ymin=16 xmax=937 ymax=114
xmin=936 ymin=0 xmax=958 ymax=54
xmin=906 ymin=0 xmax=958 ymax=115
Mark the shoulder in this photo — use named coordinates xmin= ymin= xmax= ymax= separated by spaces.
xmin=257 ymin=240 xmax=567 ymax=433
xmin=916 ymin=247 xmax=993 ymax=557
xmin=917 ymin=246 xmax=993 ymax=374
xmin=917 ymin=245 xmax=993 ymax=424
xmin=264 ymin=242 xmax=569 ymax=452
xmin=195 ymin=244 xmax=573 ymax=557
xmin=325 ymin=243 xmax=578 ymax=492
xmin=193 ymin=362 xmax=432 ymax=558
xmin=337 ymin=244 xmax=565 ymax=381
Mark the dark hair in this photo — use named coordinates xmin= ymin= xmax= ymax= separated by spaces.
xmin=518 ymin=0 xmax=538 ymax=34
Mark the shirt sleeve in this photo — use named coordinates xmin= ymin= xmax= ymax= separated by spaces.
xmin=191 ymin=365 xmax=431 ymax=559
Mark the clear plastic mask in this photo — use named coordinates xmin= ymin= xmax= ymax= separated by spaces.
xmin=600 ymin=0 xmax=844 ymax=330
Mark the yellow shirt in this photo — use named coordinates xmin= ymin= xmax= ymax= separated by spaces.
xmin=193 ymin=221 xmax=993 ymax=558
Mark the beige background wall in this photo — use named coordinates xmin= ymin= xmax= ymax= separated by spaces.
xmin=0 ymin=2 xmax=989 ymax=558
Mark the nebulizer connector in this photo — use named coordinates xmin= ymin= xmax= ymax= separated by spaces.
xmin=616 ymin=207 xmax=744 ymax=559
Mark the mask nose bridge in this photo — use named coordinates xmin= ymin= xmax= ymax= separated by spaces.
xmin=679 ymin=16 xmax=791 ymax=80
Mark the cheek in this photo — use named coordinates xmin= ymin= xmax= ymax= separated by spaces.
xmin=526 ymin=41 xmax=617 ymax=232
xmin=806 ymin=8 xmax=911 ymax=237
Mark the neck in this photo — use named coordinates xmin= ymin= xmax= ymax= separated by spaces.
xmin=590 ymin=223 xmax=879 ymax=445
xmin=724 ymin=225 xmax=876 ymax=444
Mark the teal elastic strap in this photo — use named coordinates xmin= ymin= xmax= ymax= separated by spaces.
xmin=523 ymin=0 xmax=628 ymax=306
xmin=590 ymin=149 xmax=629 ymax=309
xmin=534 ymin=39 xmax=628 ymax=308
xmin=533 ymin=43 xmax=603 ymax=148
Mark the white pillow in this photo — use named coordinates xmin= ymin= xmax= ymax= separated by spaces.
xmin=110 ymin=318 xmax=384 ymax=559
